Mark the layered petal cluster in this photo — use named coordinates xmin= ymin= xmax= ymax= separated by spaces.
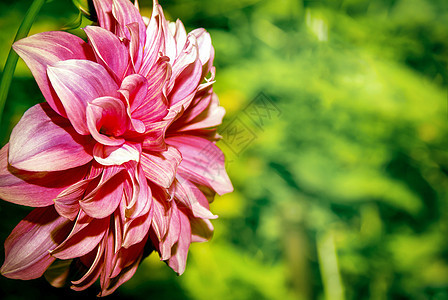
xmin=0 ymin=0 xmax=232 ymax=296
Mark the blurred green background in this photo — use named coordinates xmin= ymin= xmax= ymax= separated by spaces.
xmin=1 ymin=0 xmax=448 ymax=299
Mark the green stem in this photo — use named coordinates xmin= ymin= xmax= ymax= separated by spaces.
xmin=0 ymin=0 xmax=46 ymax=125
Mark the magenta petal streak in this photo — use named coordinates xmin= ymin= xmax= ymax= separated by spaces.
xmin=0 ymin=0 xmax=232 ymax=295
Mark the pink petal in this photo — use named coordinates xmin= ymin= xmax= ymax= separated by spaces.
xmin=191 ymin=28 xmax=215 ymax=77
xmin=124 ymin=165 xmax=151 ymax=219
xmin=151 ymin=190 xmax=172 ymax=241
xmin=158 ymin=5 xmax=177 ymax=63
xmin=0 ymin=206 xmax=72 ymax=280
xmin=111 ymin=235 xmax=146 ymax=278
xmin=47 ymin=60 xmax=119 ymax=135
xmin=0 ymin=144 xmax=89 ymax=207
xmin=141 ymin=146 xmax=182 ymax=188
xmin=140 ymin=3 xmax=165 ymax=75
xmin=112 ymin=0 xmax=147 ymax=47
xmin=176 ymin=91 xmax=225 ymax=132
xmin=167 ymin=135 xmax=233 ymax=195
xmin=53 ymin=180 xmax=91 ymax=221
xmin=99 ymin=229 xmax=115 ymax=292
xmin=141 ymin=120 xmax=170 ymax=152
xmin=126 ymin=22 xmax=144 ymax=71
xmin=159 ymin=202 xmax=180 ymax=260
xmin=51 ymin=212 xmax=109 ymax=260
xmin=132 ymin=57 xmax=170 ymax=124
xmin=167 ymin=36 xmax=202 ymax=108
xmin=174 ymin=176 xmax=217 ymax=219
xmin=86 ymin=96 xmax=129 ymax=146
xmin=171 ymin=85 xmax=213 ymax=127
xmin=167 ymin=209 xmax=191 ymax=275
xmin=170 ymin=20 xmax=187 ymax=57
xmin=8 ymin=103 xmax=94 ymax=172
xmin=119 ymin=74 xmax=148 ymax=112
xmin=84 ymin=26 xmax=130 ymax=80
xmin=93 ymin=142 xmax=141 ymax=166
xmin=12 ymin=32 xmax=94 ymax=117
xmin=122 ymin=205 xmax=153 ymax=248
xmin=79 ymin=170 xmax=125 ymax=219
xmin=92 ymin=0 xmax=115 ymax=33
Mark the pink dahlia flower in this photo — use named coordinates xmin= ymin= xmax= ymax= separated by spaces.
xmin=0 ymin=0 xmax=232 ymax=296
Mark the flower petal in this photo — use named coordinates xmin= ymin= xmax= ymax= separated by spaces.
xmin=93 ymin=142 xmax=141 ymax=166
xmin=167 ymin=36 xmax=202 ymax=109
xmin=84 ymin=26 xmax=130 ymax=80
xmin=167 ymin=209 xmax=191 ymax=275
xmin=141 ymin=120 xmax=170 ymax=152
xmin=159 ymin=202 xmax=180 ymax=260
xmin=0 ymin=144 xmax=89 ymax=207
xmin=132 ymin=57 xmax=170 ymax=124
xmin=122 ymin=206 xmax=153 ymax=248
xmin=112 ymin=0 xmax=147 ymax=47
xmin=191 ymin=28 xmax=215 ymax=77
xmin=86 ymin=96 xmax=128 ymax=146
xmin=47 ymin=60 xmax=119 ymax=135
xmin=71 ymin=241 xmax=104 ymax=291
xmin=0 ymin=206 xmax=71 ymax=280
xmin=141 ymin=146 xmax=182 ymax=188
xmin=79 ymin=170 xmax=125 ymax=219
xmin=167 ymin=135 xmax=233 ymax=195
xmin=12 ymin=32 xmax=94 ymax=117
xmin=174 ymin=176 xmax=217 ymax=219
xmin=92 ymin=0 xmax=115 ymax=33
xmin=8 ymin=103 xmax=93 ymax=172
xmin=51 ymin=212 xmax=109 ymax=260
xmin=151 ymin=190 xmax=171 ymax=241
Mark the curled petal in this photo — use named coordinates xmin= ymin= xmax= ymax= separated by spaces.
xmin=167 ymin=209 xmax=191 ymax=275
xmin=86 ymin=96 xmax=129 ymax=146
xmin=93 ymin=143 xmax=141 ymax=166
xmin=80 ymin=171 xmax=125 ymax=219
xmin=1 ymin=207 xmax=71 ymax=280
xmin=140 ymin=3 xmax=164 ymax=75
xmin=124 ymin=165 xmax=151 ymax=219
xmin=8 ymin=103 xmax=94 ymax=172
xmin=54 ymin=180 xmax=91 ymax=221
xmin=122 ymin=206 xmax=153 ymax=248
xmin=141 ymin=120 xmax=170 ymax=152
xmin=12 ymin=32 xmax=94 ymax=117
xmin=51 ymin=212 xmax=109 ymax=260
xmin=71 ymin=238 xmax=105 ymax=291
xmin=159 ymin=202 xmax=180 ymax=260
xmin=151 ymin=191 xmax=171 ymax=241
xmin=100 ymin=237 xmax=146 ymax=296
xmin=47 ymin=60 xmax=119 ymax=135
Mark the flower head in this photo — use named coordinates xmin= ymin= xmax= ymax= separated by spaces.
xmin=0 ymin=0 xmax=232 ymax=296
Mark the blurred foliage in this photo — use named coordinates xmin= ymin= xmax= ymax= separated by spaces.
xmin=1 ymin=0 xmax=448 ymax=299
